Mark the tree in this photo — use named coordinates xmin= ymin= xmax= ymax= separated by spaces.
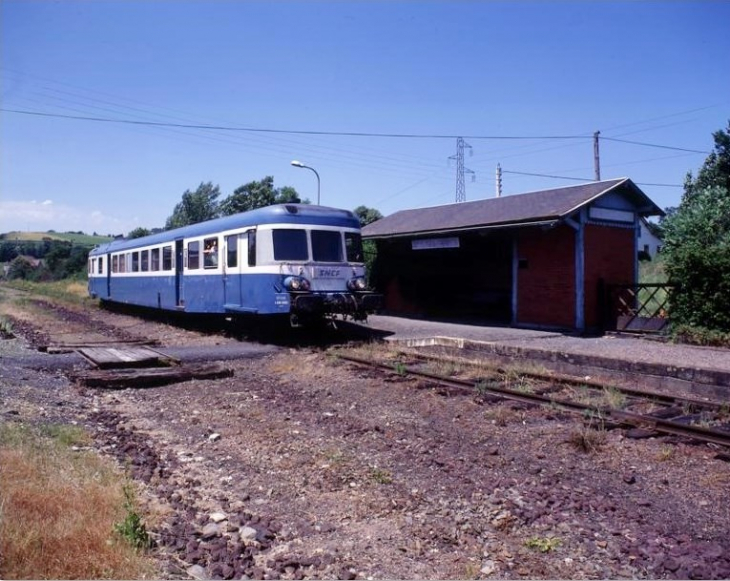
xmin=352 ymin=206 xmax=382 ymax=285
xmin=275 ymin=186 xmax=303 ymax=205
xmin=44 ymin=242 xmax=72 ymax=277
xmin=353 ymin=205 xmax=383 ymax=227
xmin=6 ymin=256 xmax=35 ymax=280
xmin=127 ymin=227 xmax=151 ymax=239
xmin=682 ymin=120 xmax=730 ymax=203
xmin=165 ymin=182 xmax=221 ymax=229
xmin=662 ymin=122 xmax=730 ymax=333
xmin=219 ymin=176 xmax=305 ymax=216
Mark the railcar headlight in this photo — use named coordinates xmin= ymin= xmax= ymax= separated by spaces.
xmin=347 ymin=276 xmax=367 ymax=291
xmin=283 ymin=276 xmax=311 ymax=291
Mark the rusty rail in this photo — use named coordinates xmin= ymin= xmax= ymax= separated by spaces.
xmin=338 ymin=354 xmax=730 ymax=449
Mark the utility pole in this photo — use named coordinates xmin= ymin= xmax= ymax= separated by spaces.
xmin=495 ymin=163 xmax=503 ymax=197
xmin=449 ymin=137 xmax=475 ymax=202
xmin=593 ymin=131 xmax=601 ymax=181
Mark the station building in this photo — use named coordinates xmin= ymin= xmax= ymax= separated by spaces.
xmin=362 ymin=178 xmax=663 ymax=333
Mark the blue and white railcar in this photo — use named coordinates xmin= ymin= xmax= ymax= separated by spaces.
xmin=88 ymin=204 xmax=381 ymax=324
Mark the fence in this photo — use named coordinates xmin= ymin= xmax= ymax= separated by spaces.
xmin=603 ymin=282 xmax=676 ymax=334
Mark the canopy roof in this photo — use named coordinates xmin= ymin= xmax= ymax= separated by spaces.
xmin=363 ymin=178 xmax=663 ymax=239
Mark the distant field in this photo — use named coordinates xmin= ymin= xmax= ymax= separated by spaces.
xmin=0 ymin=231 xmax=114 ymax=245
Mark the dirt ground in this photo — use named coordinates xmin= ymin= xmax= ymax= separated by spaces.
xmin=1 ymin=288 xmax=730 ymax=580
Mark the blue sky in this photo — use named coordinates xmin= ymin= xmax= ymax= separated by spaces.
xmin=1 ymin=1 xmax=729 ymax=235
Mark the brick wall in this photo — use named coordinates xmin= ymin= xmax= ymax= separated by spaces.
xmin=584 ymin=223 xmax=635 ymax=328
xmin=517 ymin=225 xmax=576 ymax=328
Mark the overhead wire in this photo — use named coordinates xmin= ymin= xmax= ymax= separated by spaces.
xmin=0 ymin=107 xmax=592 ymax=141
xmin=502 ymin=169 xmax=682 ymax=188
xmin=1 ymin=67 xmax=720 ymax=209
xmin=3 ymin=97 xmax=450 ymax=180
xmin=1 ymin=69 xmax=458 ymax=179
xmin=600 ymin=136 xmax=710 ymax=155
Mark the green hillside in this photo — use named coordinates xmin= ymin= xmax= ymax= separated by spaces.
xmin=1 ymin=231 xmax=114 ymax=246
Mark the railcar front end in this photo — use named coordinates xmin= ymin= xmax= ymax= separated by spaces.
xmin=224 ymin=221 xmax=382 ymax=325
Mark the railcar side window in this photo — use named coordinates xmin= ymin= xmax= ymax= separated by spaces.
xmin=131 ymin=252 xmax=139 ymax=272
xmin=312 ymin=230 xmax=343 ymax=262
xmin=273 ymin=229 xmax=308 ymax=261
xmin=247 ymin=230 xmax=256 ymax=266
xmin=162 ymin=246 xmax=173 ymax=270
xmin=120 ymin=254 xmax=127 ymax=273
xmin=203 ymin=237 xmax=219 ymax=269
xmin=112 ymin=255 xmax=118 ymax=273
xmin=188 ymin=241 xmax=200 ymax=270
xmin=151 ymin=248 xmax=160 ymax=271
xmin=141 ymin=250 xmax=149 ymax=272
xmin=226 ymin=235 xmax=237 ymax=268
xmin=345 ymin=232 xmax=364 ymax=263
xmin=98 ymin=256 xmax=104 ymax=274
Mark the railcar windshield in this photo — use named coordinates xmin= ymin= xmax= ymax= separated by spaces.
xmin=312 ymin=230 xmax=343 ymax=262
xmin=271 ymin=228 xmax=362 ymax=263
xmin=273 ymin=229 xmax=308 ymax=261
xmin=345 ymin=232 xmax=364 ymax=263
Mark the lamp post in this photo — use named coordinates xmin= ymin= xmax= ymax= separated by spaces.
xmin=290 ymin=160 xmax=320 ymax=205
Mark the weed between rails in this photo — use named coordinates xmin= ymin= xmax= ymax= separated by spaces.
xmin=115 ymin=484 xmax=152 ymax=550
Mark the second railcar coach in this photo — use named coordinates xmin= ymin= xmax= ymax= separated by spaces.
xmin=88 ymin=204 xmax=382 ymax=325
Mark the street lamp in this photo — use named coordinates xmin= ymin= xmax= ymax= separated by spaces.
xmin=290 ymin=160 xmax=321 ymax=205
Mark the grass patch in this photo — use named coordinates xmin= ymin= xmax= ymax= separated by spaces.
xmin=0 ymin=422 xmax=156 ymax=579
xmin=525 ymin=536 xmax=562 ymax=553
xmin=639 ymin=254 xmax=667 ymax=284
xmin=4 ymin=278 xmax=93 ymax=306
xmin=0 ymin=316 xmax=14 ymax=338
xmin=602 ymin=386 xmax=627 ymax=410
xmin=499 ymin=368 xmax=535 ymax=393
xmin=671 ymin=324 xmax=730 ymax=348
xmin=565 ymin=415 xmax=606 ymax=453
xmin=368 ymin=466 xmax=393 ymax=485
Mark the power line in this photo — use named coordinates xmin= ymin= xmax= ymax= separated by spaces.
xmin=502 ymin=169 xmax=592 ymax=182
xmin=0 ymin=103 xmax=709 ymax=195
xmin=601 ymin=136 xmax=710 ymax=155
xmin=0 ymin=107 xmax=590 ymax=140
xmin=22 ymin=86 xmax=448 ymax=171
xmin=4 ymin=106 xmax=711 ymax=162
xmin=631 ymin=181 xmax=683 ymax=188
xmin=502 ymin=169 xmax=682 ymax=188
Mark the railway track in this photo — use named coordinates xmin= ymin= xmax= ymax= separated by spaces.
xmin=338 ymin=352 xmax=730 ymax=450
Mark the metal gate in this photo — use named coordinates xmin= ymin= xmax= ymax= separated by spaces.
xmin=604 ymin=282 xmax=676 ymax=334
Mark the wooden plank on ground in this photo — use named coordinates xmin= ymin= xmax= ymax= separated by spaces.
xmin=78 ymin=346 xmax=176 ymax=369
xmin=41 ymin=338 xmax=158 ymax=353
xmin=71 ymin=363 xmax=233 ymax=389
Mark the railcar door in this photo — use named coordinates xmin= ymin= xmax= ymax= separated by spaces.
xmin=223 ymin=230 xmax=256 ymax=312
xmin=223 ymin=233 xmax=239 ymax=306
xmin=106 ymin=253 xmax=112 ymax=299
xmin=175 ymin=238 xmax=184 ymax=307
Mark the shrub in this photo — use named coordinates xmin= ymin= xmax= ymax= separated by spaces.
xmin=662 ymin=185 xmax=730 ymax=332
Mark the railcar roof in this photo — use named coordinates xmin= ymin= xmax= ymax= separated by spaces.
xmin=90 ymin=204 xmax=359 ymax=255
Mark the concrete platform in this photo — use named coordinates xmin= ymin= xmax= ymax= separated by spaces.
xmin=363 ymin=315 xmax=730 ymax=401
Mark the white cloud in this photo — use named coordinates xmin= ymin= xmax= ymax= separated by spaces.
xmin=0 ymin=199 xmax=135 ymax=236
